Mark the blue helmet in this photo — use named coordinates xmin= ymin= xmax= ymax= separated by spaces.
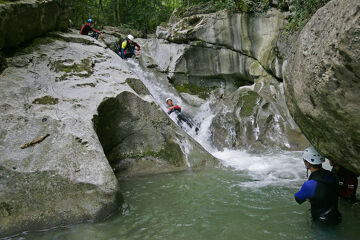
xmin=87 ymin=19 xmax=93 ymax=23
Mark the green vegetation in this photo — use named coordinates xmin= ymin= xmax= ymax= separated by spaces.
xmin=237 ymin=91 xmax=260 ymax=117
xmin=33 ymin=96 xmax=59 ymax=105
xmin=174 ymin=83 xmax=216 ymax=99
xmin=54 ymin=59 xmax=92 ymax=77
xmin=73 ymin=0 xmax=329 ymax=35
xmin=285 ymin=0 xmax=331 ymax=33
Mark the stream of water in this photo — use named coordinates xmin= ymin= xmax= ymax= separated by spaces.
xmin=6 ymin=59 xmax=359 ymax=240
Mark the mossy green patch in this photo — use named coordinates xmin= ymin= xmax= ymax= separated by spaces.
xmin=174 ymin=83 xmax=216 ymax=99
xmin=0 ymin=0 xmax=11 ymax=4
xmin=33 ymin=96 xmax=59 ymax=105
xmin=54 ymin=58 xmax=93 ymax=78
xmin=237 ymin=91 xmax=260 ymax=117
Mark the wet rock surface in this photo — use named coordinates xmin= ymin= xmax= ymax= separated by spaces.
xmin=0 ymin=31 xmax=127 ymax=237
xmin=139 ymin=8 xmax=309 ymax=152
xmin=0 ymin=29 xmax=218 ymax=237
xmin=284 ymin=0 xmax=360 ymax=174
xmin=96 ymin=90 xmax=218 ymax=178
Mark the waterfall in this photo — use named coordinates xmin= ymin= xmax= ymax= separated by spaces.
xmin=124 ymin=58 xmax=331 ymax=187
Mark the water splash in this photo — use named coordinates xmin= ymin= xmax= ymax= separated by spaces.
xmin=125 ymin=58 xmax=313 ymax=188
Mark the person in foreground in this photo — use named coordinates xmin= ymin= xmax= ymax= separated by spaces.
xmin=80 ymin=19 xmax=103 ymax=40
xmin=166 ymin=98 xmax=199 ymax=133
xmin=294 ymin=146 xmax=341 ymax=224
xmin=329 ymin=159 xmax=358 ymax=203
xmin=120 ymin=34 xmax=140 ymax=59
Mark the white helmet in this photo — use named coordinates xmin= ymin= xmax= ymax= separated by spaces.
xmin=165 ymin=97 xmax=172 ymax=103
xmin=302 ymin=146 xmax=325 ymax=165
xmin=127 ymin=34 xmax=134 ymax=41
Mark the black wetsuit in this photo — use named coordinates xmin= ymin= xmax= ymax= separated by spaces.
xmin=295 ymin=168 xmax=341 ymax=224
xmin=80 ymin=24 xmax=100 ymax=39
xmin=168 ymin=105 xmax=198 ymax=132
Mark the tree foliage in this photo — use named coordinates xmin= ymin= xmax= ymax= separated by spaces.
xmin=72 ymin=0 xmax=330 ymax=34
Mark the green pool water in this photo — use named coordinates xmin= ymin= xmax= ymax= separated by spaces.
xmin=9 ymin=161 xmax=360 ymax=240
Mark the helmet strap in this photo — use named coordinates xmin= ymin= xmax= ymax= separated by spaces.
xmin=306 ymin=168 xmax=309 ymax=178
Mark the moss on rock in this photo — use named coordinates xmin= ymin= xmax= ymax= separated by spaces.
xmin=33 ymin=96 xmax=59 ymax=105
xmin=174 ymin=83 xmax=216 ymax=99
xmin=54 ymin=58 xmax=93 ymax=79
xmin=237 ymin=91 xmax=260 ymax=117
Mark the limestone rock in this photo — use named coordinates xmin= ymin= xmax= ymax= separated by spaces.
xmin=0 ymin=0 xmax=72 ymax=50
xmin=156 ymin=9 xmax=285 ymax=74
xmin=0 ymin=31 xmax=132 ymax=237
xmin=95 ymin=91 xmax=218 ymax=177
xmin=139 ymin=38 xmax=256 ymax=94
xmin=284 ymin=0 xmax=360 ymax=173
xmin=126 ymin=78 xmax=151 ymax=96
xmin=211 ymin=77 xmax=309 ymax=152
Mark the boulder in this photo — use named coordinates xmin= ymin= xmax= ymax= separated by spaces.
xmin=0 ymin=29 xmax=218 ymax=237
xmin=284 ymin=0 xmax=360 ymax=173
xmin=0 ymin=0 xmax=72 ymax=50
xmin=156 ymin=9 xmax=285 ymax=74
xmin=139 ymin=38 xmax=257 ymax=95
xmin=211 ymin=71 xmax=309 ymax=152
xmin=0 ymin=31 xmax=132 ymax=237
xmin=95 ymin=90 xmax=218 ymax=178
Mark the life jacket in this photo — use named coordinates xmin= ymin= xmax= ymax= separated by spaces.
xmin=168 ymin=105 xmax=181 ymax=114
xmin=308 ymin=168 xmax=341 ymax=222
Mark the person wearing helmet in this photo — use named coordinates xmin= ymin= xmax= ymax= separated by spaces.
xmin=166 ymin=98 xmax=199 ymax=133
xmin=329 ymin=159 xmax=358 ymax=202
xmin=80 ymin=19 xmax=103 ymax=40
xmin=119 ymin=34 xmax=140 ymax=59
xmin=294 ymin=146 xmax=341 ymax=224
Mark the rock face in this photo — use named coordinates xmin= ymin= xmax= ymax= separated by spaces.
xmin=0 ymin=0 xmax=73 ymax=50
xmin=139 ymin=8 xmax=308 ymax=152
xmin=0 ymin=31 xmax=126 ymax=237
xmin=284 ymin=0 xmax=360 ymax=174
xmin=211 ymin=79 xmax=308 ymax=152
xmin=95 ymin=90 xmax=218 ymax=177
xmin=156 ymin=9 xmax=285 ymax=76
xmin=0 ymin=29 xmax=218 ymax=237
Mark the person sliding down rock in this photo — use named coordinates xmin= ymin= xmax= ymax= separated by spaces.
xmin=166 ymin=98 xmax=199 ymax=134
xmin=80 ymin=19 xmax=103 ymax=40
xmin=294 ymin=146 xmax=342 ymax=225
xmin=119 ymin=34 xmax=140 ymax=59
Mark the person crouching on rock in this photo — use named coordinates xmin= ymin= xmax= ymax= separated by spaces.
xmin=329 ymin=159 xmax=358 ymax=203
xmin=294 ymin=146 xmax=341 ymax=225
xmin=166 ymin=97 xmax=199 ymax=133
xmin=120 ymin=34 xmax=140 ymax=59
xmin=80 ymin=19 xmax=103 ymax=40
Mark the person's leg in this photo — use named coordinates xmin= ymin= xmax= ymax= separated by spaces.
xmin=90 ymin=32 xmax=99 ymax=39
xmin=178 ymin=113 xmax=193 ymax=128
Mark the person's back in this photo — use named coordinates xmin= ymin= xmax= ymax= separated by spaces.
xmin=294 ymin=147 xmax=341 ymax=224
xmin=307 ymin=168 xmax=340 ymax=222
